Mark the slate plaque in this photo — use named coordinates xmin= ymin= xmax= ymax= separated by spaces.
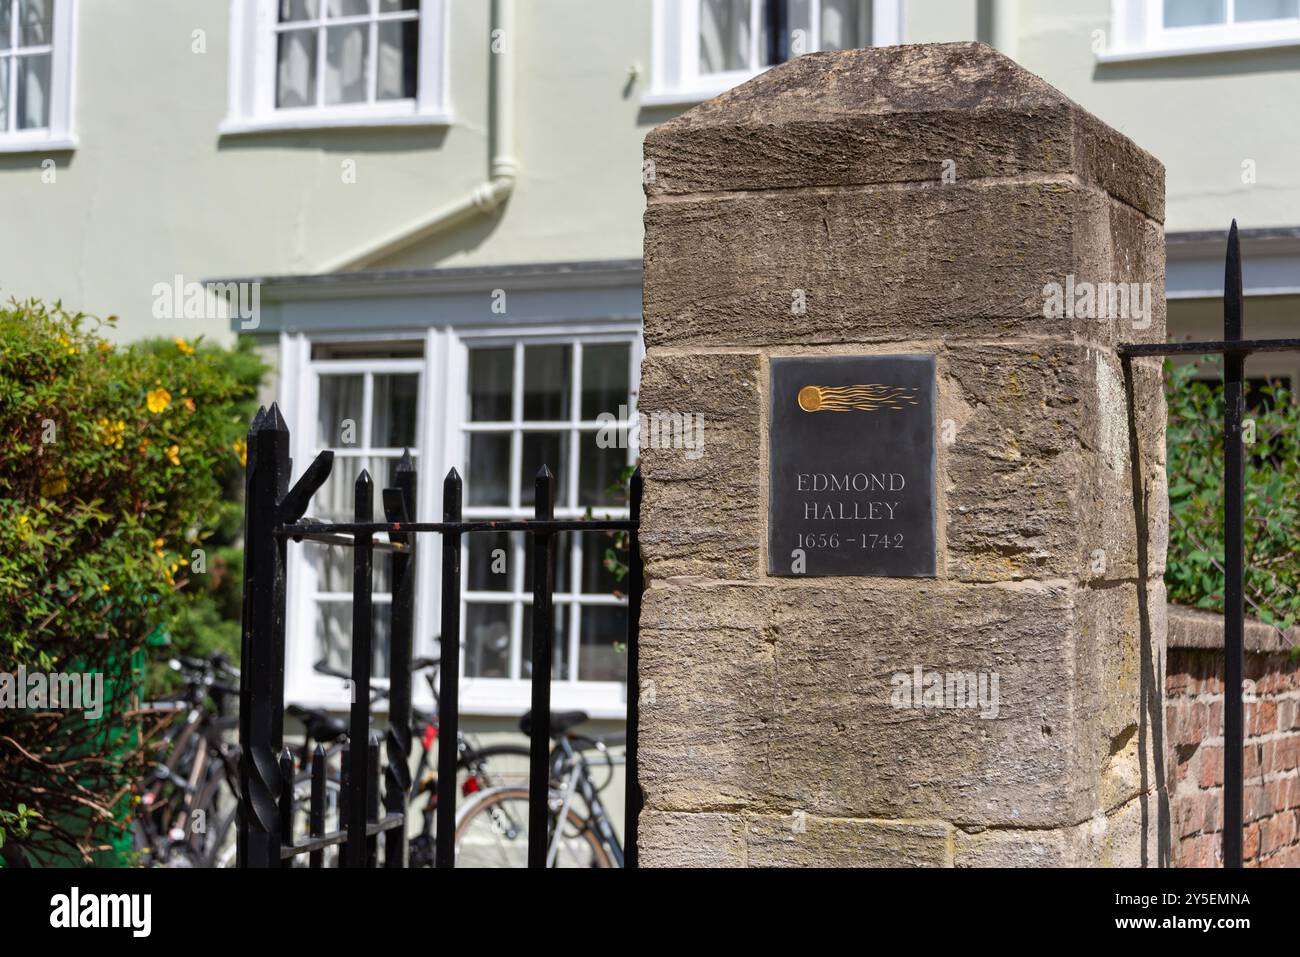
xmin=769 ymin=355 xmax=936 ymax=577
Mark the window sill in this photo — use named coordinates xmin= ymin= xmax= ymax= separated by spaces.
xmin=1098 ymin=35 xmax=1300 ymax=63
xmin=641 ymin=82 xmax=752 ymax=108
xmin=0 ymin=134 xmax=77 ymax=154
xmin=285 ymin=679 xmax=629 ymax=722
xmin=219 ymin=109 xmax=452 ymax=137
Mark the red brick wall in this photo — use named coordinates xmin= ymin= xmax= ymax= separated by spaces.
xmin=1166 ymin=616 xmax=1300 ymax=867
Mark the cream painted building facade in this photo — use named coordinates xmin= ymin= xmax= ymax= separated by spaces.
xmin=3 ymin=0 xmax=1298 ymax=723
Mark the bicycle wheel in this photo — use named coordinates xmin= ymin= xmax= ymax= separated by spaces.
xmin=462 ymin=743 xmax=531 ymax=790
xmin=452 ymin=786 xmax=611 ymax=868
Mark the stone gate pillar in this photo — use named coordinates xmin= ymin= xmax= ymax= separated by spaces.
xmin=636 ymin=43 xmax=1169 ymax=867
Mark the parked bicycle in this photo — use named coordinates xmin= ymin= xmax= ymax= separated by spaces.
xmin=453 ymin=710 xmax=627 ymax=868
xmin=275 ymin=652 xmax=531 ymax=868
xmin=132 ymin=653 xmax=242 ymax=867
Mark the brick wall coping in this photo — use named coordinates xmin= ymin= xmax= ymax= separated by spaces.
xmin=1168 ymin=605 xmax=1298 ymax=654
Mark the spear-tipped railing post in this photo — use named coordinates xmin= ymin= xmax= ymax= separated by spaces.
xmin=1223 ymin=221 xmax=1245 ymax=869
xmin=527 ymin=465 xmax=556 ymax=869
xmin=345 ymin=469 xmax=374 ymax=868
xmin=383 ymin=450 xmax=417 ymax=867
xmin=238 ymin=404 xmax=291 ymax=868
xmin=435 ymin=468 xmax=463 ymax=868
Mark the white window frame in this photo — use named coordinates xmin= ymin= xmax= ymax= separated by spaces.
xmin=1102 ymin=0 xmax=1300 ymax=61
xmin=301 ymin=354 xmax=426 ymax=701
xmin=0 ymin=0 xmax=77 ymax=153
xmin=281 ymin=321 xmax=644 ymax=719
xmin=222 ymin=0 xmax=450 ymax=135
xmin=644 ymin=0 xmax=904 ymax=107
xmin=455 ymin=333 xmax=641 ymax=715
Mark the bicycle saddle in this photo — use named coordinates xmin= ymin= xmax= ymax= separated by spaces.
xmin=287 ymin=704 xmax=348 ymax=744
xmin=518 ymin=709 xmax=589 ymax=738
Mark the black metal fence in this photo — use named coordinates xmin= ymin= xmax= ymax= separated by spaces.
xmin=236 ymin=406 xmax=642 ymax=868
xmin=1119 ymin=220 xmax=1299 ymax=869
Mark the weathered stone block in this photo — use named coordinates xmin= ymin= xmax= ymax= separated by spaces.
xmin=745 ymin=814 xmax=951 ymax=867
xmin=645 ymin=180 xmax=1158 ymax=350
xmin=644 ymin=43 xmax=1164 ymax=223
xmin=638 ymin=352 xmax=763 ymax=581
xmin=943 ymin=342 xmax=1167 ymax=583
xmin=640 ymin=579 xmax=1165 ymax=828
xmin=638 ymin=811 xmax=747 ymax=867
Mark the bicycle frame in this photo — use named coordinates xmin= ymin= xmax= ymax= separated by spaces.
xmin=550 ymin=735 xmax=625 ymax=868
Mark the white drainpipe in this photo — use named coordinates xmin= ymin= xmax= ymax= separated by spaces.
xmin=319 ymin=0 xmax=518 ymax=273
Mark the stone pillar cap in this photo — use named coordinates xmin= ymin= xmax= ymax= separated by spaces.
xmin=645 ymin=42 xmax=1163 ymax=221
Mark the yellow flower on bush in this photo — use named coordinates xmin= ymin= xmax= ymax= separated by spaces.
xmin=97 ymin=417 xmax=126 ymax=448
xmin=40 ymin=476 xmax=68 ymax=497
xmin=174 ymin=338 xmax=194 ymax=355
xmin=184 ymin=397 xmax=196 ymax=413
xmin=146 ymin=388 xmax=171 ymax=414
xmin=166 ymin=444 xmax=181 ymax=466
xmin=233 ymin=438 xmax=247 ymax=467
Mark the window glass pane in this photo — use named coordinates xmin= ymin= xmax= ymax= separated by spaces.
xmin=328 ymin=0 xmax=371 ymax=15
xmin=700 ymin=0 xmax=752 ymax=72
xmin=520 ymin=432 xmax=568 ymax=505
xmin=379 ymin=0 xmax=420 ymax=10
xmin=820 ymin=0 xmax=865 ymax=49
xmin=312 ymin=454 xmax=360 ymax=521
xmin=580 ymin=532 xmax=624 ymax=595
xmin=372 ymin=373 xmax=418 ymax=448
xmin=334 ymin=457 xmax=378 ymax=522
xmin=523 ymin=345 xmax=571 ymax=421
xmin=280 ymin=0 xmax=320 ymax=21
xmin=467 ymin=433 xmax=510 ymax=506
xmin=316 ymin=542 xmax=392 ymax=593
xmin=580 ymin=433 xmax=625 ymax=507
xmin=18 ymin=0 xmax=51 ymax=45
xmin=277 ymin=29 xmax=319 ymax=108
xmin=521 ymin=605 xmax=568 ymax=680
xmin=326 ymin=23 xmax=369 ymax=104
xmin=579 ymin=606 xmax=627 ymax=682
xmin=468 ymin=348 xmax=513 ymax=421
xmin=0 ymin=57 xmax=8 ymax=132
xmin=1163 ymin=0 xmax=1226 ymax=26
xmin=17 ymin=52 xmax=49 ymax=129
xmin=467 ymin=531 xmax=511 ymax=592
xmin=465 ymin=603 xmax=511 ymax=678
xmin=377 ymin=20 xmax=419 ymax=100
xmin=1235 ymin=0 xmax=1298 ymax=20
xmin=580 ymin=343 xmax=629 ymax=420
xmin=1 ymin=2 xmax=11 ymax=51
xmin=315 ymin=601 xmax=391 ymax=679
xmin=317 ymin=374 xmax=364 ymax=447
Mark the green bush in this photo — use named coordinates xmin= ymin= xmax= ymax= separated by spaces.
xmin=1165 ymin=360 xmax=1300 ymax=633
xmin=0 ymin=300 xmax=263 ymax=864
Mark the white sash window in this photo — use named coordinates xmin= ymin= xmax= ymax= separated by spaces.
xmin=224 ymin=0 xmax=449 ymax=134
xmin=0 ymin=0 xmax=76 ymax=152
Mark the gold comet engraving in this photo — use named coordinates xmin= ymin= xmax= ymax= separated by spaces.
xmin=797 ymin=384 xmax=920 ymax=413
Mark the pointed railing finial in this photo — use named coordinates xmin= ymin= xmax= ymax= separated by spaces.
xmin=1224 ymin=219 xmax=1243 ymax=340
xmin=266 ymin=402 xmax=289 ymax=433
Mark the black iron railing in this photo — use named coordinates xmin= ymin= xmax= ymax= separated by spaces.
xmin=1119 ymin=219 xmax=1292 ymax=869
xmin=236 ymin=406 xmax=642 ymax=868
